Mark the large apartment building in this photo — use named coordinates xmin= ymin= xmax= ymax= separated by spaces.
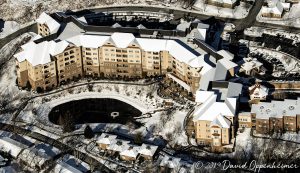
xmin=251 ymin=98 xmax=300 ymax=134
xmin=15 ymin=32 xmax=231 ymax=93
xmin=193 ymin=91 xmax=236 ymax=151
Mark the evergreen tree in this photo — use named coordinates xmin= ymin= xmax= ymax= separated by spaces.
xmin=62 ymin=111 xmax=75 ymax=132
xmin=84 ymin=125 xmax=94 ymax=139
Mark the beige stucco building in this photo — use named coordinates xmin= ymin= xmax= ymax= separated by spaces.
xmin=251 ymin=98 xmax=300 ymax=134
xmin=36 ymin=12 xmax=60 ymax=37
xmin=15 ymin=33 xmax=226 ymax=93
xmin=193 ymin=91 xmax=236 ymax=151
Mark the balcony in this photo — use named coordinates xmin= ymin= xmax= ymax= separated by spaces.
xmin=45 ymin=74 xmax=50 ymax=79
xmin=44 ymin=65 xmax=49 ymax=69
xmin=44 ymin=70 xmax=49 ymax=74
xmin=65 ymin=57 xmax=69 ymax=61
xmin=64 ymin=52 xmax=69 ymax=56
xmin=70 ymin=50 xmax=74 ymax=54
xmin=65 ymin=62 xmax=70 ymax=66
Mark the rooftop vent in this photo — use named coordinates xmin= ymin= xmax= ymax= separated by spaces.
xmin=289 ymin=106 xmax=295 ymax=110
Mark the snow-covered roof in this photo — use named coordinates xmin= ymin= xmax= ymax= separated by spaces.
xmin=227 ymin=82 xmax=243 ymax=98
xmin=107 ymin=139 xmax=130 ymax=152
xmin=36 ymin=12 xmax=60 ymax=34
xmin=193 ymin=92 xmax=235 ymax=128
xmin=160 ymin=155 xmax=181 ymax=169
xmin=67 ymin=35 xmax=110 ymax=48
xmin=249 ymin=83 xmax=269 ymax=99
xmin=176 ymin=21 xmax=191 ymax=32
xmin=96 ymin=133 xmax=117 ymax=145
xmin=261 ymin=0 xmax=290 ymax=16
xmin=194 ymin=28 xmax=207 ymax=41
xmin=77 ymin=16 xmax=87 ymax=24
xmin=251 ymin=98 xmax=300 ymax=119
xmin=14 ymin=40 xmax=70 ymax=66
xmin=195 ymin=90 xmax=215 ymax=104
xmin=219 ymin=58 xmax=237 ymax=70
xmin=19 ymin=143 xmax=61 ymax=167
xmin=54 ymin=161 xmax=82 ymax=173
xmin=120 ymin=145 xmax=140 ymax=158
xmin=112 ymin=23 xmax=122 ymax=28
xmin=241 ymin=57 xmax=263 ymax=71
xmin=217 ymin=50 xmax=234 ymax=60
xmin=214 ymin=57 xmax=237 ymax=81
xmin=210 ymin=114 xmax=231 ymax=128
xmin=210 ymin=0 xmax=237 ymax=5
xmin=138 ymin=144 xmax=158 ymax=157
xmin=66 ymin=33 xmax=208 ymax=67
xmin=0 ymin=137 xmax=27 ymax=158
xmin=136 ymin=24 xmax=146 ymax=29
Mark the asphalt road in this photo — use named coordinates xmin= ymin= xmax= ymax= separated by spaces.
xmin=233 ymin=0 xmax=264 ymax=31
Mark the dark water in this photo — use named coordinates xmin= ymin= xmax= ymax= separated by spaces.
xmin=49 ymin=98 xmax=143 ymax=128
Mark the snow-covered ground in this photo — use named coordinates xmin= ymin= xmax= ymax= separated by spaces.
xmin=0 ymin=21 xmax=20 ymax=39
xmin=249 ymin=45 xmax=300 ymax=77
xmin=0 ymin=33 xmax=35 ymax=123
xmin=16 ymin=81 xmax=190 ymax=147
xmin=245 ymin=27 xmax=300 ymax=44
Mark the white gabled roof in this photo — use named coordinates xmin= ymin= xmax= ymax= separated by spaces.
xmin=138 ymin=144 xmax=158 ymax=157
xmin=14 ymin=40 xmax=70 ymax=66
xmin=36 ymin=12 xmax=60 ymax=34
xmin=261 ymin=0 xmax=289 ymax=16
xmin=54 ymin=161 xmax=82 ymax=173
xmin=195 ymin=90 xmax=215 ymax=104
xmin=193 ymin=92 xmax=235 ymax=128
xmin=107 ymin=139 xmax=130 ymax=152
xmin=17 ymin=32 xmax=214 ymax=71
xmin=77 ymin=16 xmax=87 ymax=24
xmin=96 ymin=133 xmax=117 ymax=145
xmin=0 ymin=137 xmax=27 ymax=158
xmin=211 ymin=0 xmax=237 ymax=5
xmin=111 ymin=33 xmax=136 ymax=48
xmin=217 ymin=50 xmax=234 ymax=60
xmin=210 ymin=114 xmax=231 ymax=128
xmin=67 ymin=33 xmax=208 ymax=68
xmin=120 ymin=145 xmax=140 ymax=158
xmin=249 ymin=83 xmax=269 ymax=98
xmin=160 ymin=155 xmax=181 ymax=169
xmin=137 ymin=24 xmax=147 ymax=29
xmin=112 ymin=23 xmax=122 ymax=28
xmin=67 ymin=35 xmax=110 ymax=48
